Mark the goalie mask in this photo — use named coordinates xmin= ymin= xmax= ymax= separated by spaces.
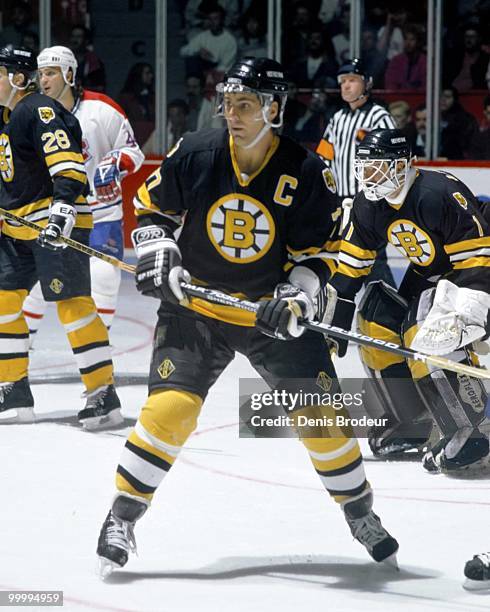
xmin=354 ymin=129 xmax=412 ymax=201
xmin=216 ymin=57 xmax=288 ymax=148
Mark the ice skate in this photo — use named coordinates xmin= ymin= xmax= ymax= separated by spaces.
xmin=78 ymin=384 xmax=123 ymax=430
xmin=97 ymin=492 xmax=149 ymax=578
xmin=0 ymin=378 xmax=35 ymax=424
xmin=368 ymin=416 xmax=432 ymax=458
xmin=342 ymin=489 xmax=399 ymax=567
xmin=464 ymin=552 xmax=490 ymax=590
xmin=422 ymin=427 xmax=490 ymax=474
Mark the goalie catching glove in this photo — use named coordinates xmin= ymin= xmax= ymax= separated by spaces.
xmin=37 ymin=200 xmax=76 ymax=251
xmin=131 ymin=225 xmax=190 ymax=305
xmin=256 ymin=283 xmax=315 ymax=341
xmin=411 ymin=280 xmax=490 ymax=355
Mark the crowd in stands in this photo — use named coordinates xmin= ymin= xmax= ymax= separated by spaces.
xmin=1 ymin=0 xmax=489 ymax=159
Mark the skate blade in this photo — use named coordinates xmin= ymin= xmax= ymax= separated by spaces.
xmin=463 ymin=578 xmax=490 ymax=591
xmin=97 ymin=556 xmax=121 ymax=580
xmin=81 ymin=409 xmax=124 ymax=432
xmin=0 ymin=407 xmax=35 ymax=424
xmin=381 ymin=553 xmax=399 ymax=570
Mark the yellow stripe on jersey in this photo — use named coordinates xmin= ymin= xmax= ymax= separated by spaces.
xmin=403 ymin=324 xmax=430 ymax=379
xmin=44 ymin=151 xmax=85 ymax=167
xmin=340 ymin=241 xmax=377 ymax=260
xmin=336 ymin=261 xmax=372 ymax=278
xmin=452 ymin=257 xmax=490 ymax=269
xmin=444 ymin=236 xmax=490 ymax=254
xmin=229 ymin=134 xmax=280 ymax=187
xmin=134 ymin=182 xmax=161 ymax=216
xmin=53 ymin=169 xmax=87 ymax=184
xmin=358 ymin=317 xmax=405 ymax=371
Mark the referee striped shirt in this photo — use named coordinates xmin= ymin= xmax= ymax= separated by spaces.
xmin=316 ymin=99 xmax=396 ymax=197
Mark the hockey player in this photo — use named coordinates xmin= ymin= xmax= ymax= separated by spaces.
xmin=22 ymin=46 xmax=144 ymax=341
xmin=0 ymin=45 xmax=122 ymax=429
xmin=325 ymin=128 xmax=490 ymax=473
xmin=95 ymin=57 xmax=399 ymax=576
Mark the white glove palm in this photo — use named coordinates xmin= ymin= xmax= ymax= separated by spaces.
xmin=411 ymin=280 xmax=490 ymax=355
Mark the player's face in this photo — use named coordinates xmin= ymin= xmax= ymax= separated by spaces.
xmin=39 ymin=66 xmax=65 ymax=98
xmin=223 ymin=92 xmax=265 ymax=146
xmin=361 ymin=160 xmax=389 ymax=184
xmin=0 ymin=66 xmax=13 ymax=105
xmin=339 ymin=74 xmax=364 ymax=103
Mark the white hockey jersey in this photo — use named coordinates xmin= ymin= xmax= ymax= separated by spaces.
xmin=73 ymin=90 xmax=144 ymax=223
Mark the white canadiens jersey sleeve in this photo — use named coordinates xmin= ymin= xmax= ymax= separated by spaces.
xmin=74 ymin=91 xmax=144 ymax=222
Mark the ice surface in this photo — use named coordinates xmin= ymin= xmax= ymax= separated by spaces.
xmin=1 ymin=261 xmax=489 ymax=612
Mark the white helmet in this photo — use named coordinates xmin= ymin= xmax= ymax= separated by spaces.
xmin=37 ymin=46 xmax=77 ymax=86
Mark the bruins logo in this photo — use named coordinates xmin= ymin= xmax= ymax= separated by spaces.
xmin=387 ymin=220 xmax=435 ymax=266
xmin=38 ymin=106 xmax=55 ymax=124
xmin=452 ymin=192 xmax=468 ymax=209
xmin=316 ymin=371 xmax=333 ymax=392
xmin=0 ymin=133 xmax=14 ymax=182
xmin=158 ymin=358 xmax=175 ymax=379
xmin=49 ymin=278 xmax=64 ymax=294
xmin=206 ymin=193 xmax=275 ymax=263
xmin=322 ymin=167 xmax=337 ymax=194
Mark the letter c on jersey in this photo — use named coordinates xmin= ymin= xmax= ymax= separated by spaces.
xmin=273 ymin=175 xmax=298 ymax=206
xmin=387 ymin=219 xmax=435 ymax=266
xmin=206 ymin=193 xmax=275 ymax=263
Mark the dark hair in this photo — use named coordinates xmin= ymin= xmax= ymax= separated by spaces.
xmin=71 ymin=24 xmax=92 ymax=43
xmin=402 ymin=24 xmax=423 ymax=44
xmin=121 ymin=62 xmax=154 ymax=94
xmin=414 ymin=103 xmax=426 ymax=113
xmin=168 ymin=98 xmax=189 ymax=114
xmin=442 ymin=85 xmax=459 ymax=101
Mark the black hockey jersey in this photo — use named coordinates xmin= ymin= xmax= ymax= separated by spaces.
xmin=0 ymin=92 xmax=91 ymax=241
xmin=330 ymin=169 xmax=490 ymax=299
xmin=134 ymin=128 xmax=341 ymax=316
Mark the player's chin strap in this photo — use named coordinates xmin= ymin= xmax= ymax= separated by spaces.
xmin=178 ymin=282 xmax=490 ymax=381
xmin=2 ymin=205 xmax=488 ymax=381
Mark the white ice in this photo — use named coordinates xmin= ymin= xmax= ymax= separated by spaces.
xmin=1 ymin=254 xmax=489 ymax=612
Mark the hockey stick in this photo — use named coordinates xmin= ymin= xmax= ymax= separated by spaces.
xmin=180 ymin=282 xmax=490 ymax=381
xmin=0 ymin=207 xmax=136 ymax=274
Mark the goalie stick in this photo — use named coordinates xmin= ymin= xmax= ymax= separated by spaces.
xmin=3 ymin=207 xmax=488 ymax=380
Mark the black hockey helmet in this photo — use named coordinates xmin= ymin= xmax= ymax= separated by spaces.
xmin=0 ymin=45 xmax=36 ymax=81
xmin=356 ymin=129 xmax=411 ymax=160
xmin=337 ymin=57 xmax=372 ymax=89
xmin=216 ymin=57 xmax=288 ymax=128
xmin=354 ymin=129 xmax=413 ymax=201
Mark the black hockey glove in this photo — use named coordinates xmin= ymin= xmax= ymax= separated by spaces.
xmin=131 ymin=225 xmax=190 ymax=304
xmin=256 ymin=283 xmax=315 ymax=341
xmin=37 ymin=201 xmax=76 ymax=251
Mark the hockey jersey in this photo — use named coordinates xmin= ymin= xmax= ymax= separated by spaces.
xmin=0 ymin=92 xmax=91 ymax=241
xmin=73 ymin=90 xmax=144 ymax=223
xmin=330 ymin=169 xmax=490 ymax=300
xmin=134 ymin=128 xmax=341 ymax=322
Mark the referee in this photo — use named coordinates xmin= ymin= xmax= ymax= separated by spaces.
xmin=317 ymin=58 xmax=396 ymax=285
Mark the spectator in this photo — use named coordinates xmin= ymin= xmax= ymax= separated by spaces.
xmin=377 ymin=7 xmax=408 ymax=60
xmin=69 ymin=25 xmax=106 ymax=92
xmin=282 ymin=81 xmax=308 ymax=138
xmin=185 ymin=73 xmax=225 ymax=131
xmin=389 ymin=100 xmax=417 ymax=150
xmin=361 ymin=28 xmax=387 ymax=89
xmin=286 ymin=89 xmax=334 ymax=148
xmin=283 ymin=3 xmax=317 ymax=68
xmin=439 ymin=86 xmax=479 ymax=159
xmin=0 ymin=2 xmax=38 ymax=48
xmin=290 ymin=27 xmax=338 ymax=89
xmin=385 ymin=24 xmax=427 ymax=90
xmin=118 ymin=63 xmax=155 ymax=147
xmin=180 ymin=4 xmax=238 ymax=78
xmin=318 ymin=0 xmax=343 ymax=27
xmin=167 ymin=99 xmax=190 ymax=148
xmin=331 ymin=5 xmax=351 ymax=66
xmin=449 ymin=26 xmax=490 ymax=91
xmin=237 ymin=12 xmax=267 ymax=59
xmin=468 ymin=95 xmax=490 ymax=159
xmin=20 ymin=30 xmax=39 ymax=56
xmin=413 ymin=104 xmax=427 ymax=157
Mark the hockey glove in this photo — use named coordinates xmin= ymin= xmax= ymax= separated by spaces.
xmin=131 ymin=225 xmax=190 ymax=304
xmin=37 ymin=201 xmax=76 ymax=251
xmin=411 ymin=280 xmax=490 ymax=356
xmin=256 ymin=283 xmax=315 ymax=341
xmin=94 ymin=153 xmax=124 ymax=203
